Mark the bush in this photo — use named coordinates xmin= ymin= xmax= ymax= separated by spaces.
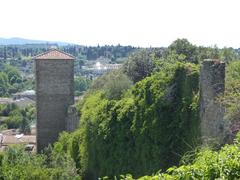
xmin=117 ymin=133 xmax=240 ymax=180
xmin=0 ymin=145 xmax=81 ymax=180
xmin=90 ymin=70 xmax=133 ymax=100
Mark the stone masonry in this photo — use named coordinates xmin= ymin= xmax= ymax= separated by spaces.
xmin=66 ymin=105 xmax=79 ymax=132
xmin=35 ymin=49 xmax=75 ymax=153
xmin=200 ymin=59 xmax=226 ymax=145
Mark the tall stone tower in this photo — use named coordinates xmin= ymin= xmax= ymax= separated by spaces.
xmin=200 ymin=59 xmax=226 ymax=145
xmin=34 ymin=49 xmax=75 ymax=153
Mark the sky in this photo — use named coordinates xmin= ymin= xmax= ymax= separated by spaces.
xmin=1 ymin=0 xmax=240 ymax=48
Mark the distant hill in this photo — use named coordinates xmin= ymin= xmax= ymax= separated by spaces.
xmin=0 ymin=37 xmax=74 ymax=46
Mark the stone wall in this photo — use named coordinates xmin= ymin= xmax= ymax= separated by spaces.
xmin=36 ymin=59 xmax=74 ymax=152
xmin=66 ymin=105 xmax=79 ymax=132
xmin=200 ymin=59 xmax=226 ymax=145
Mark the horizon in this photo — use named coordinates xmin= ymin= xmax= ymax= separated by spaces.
xmin=1 ymin=36 xmax=240 ymax=49
xmin=0 ymin=36 xmax=212 ymax=48
xmin=1 ymin=0 xmax=240 ymax=48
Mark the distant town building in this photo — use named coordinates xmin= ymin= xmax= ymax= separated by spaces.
xmin=13 ymin=90 xmax=35 ymax=100
xmin=0 ymin=98 xmax=13 ymax=104
xmin=0 ymin=97 xmax=34 ymax=108
xmin=0 ymin=129 xmax=36 ymax=152
xmin=34 ymin=49 xmax=75 ymax=153
xmin=82 ymin=61 xmax=122 ymax=77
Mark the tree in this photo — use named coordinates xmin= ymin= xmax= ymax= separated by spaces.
xmin=168 ymin=39 xmax=194 ymax=54
xmin=102 ymin=71 xmax=133 ymax=100
xmin=220 ymin=47 xmax=238 ymax=63
xmin=167 ymin=38 xmax=198 ymax=63
xmin=90 ymin=70 xmax=133 ymax=100
xmin=74 ymin=76 xmax=91 ymax=95
xmin=0 ymin=72 xmax=9 ymax=96
xmin=123 ymin=49 xmax=154 ymax=83
xmin=5 ymin=109 xmax=23 ymax=129
xmin=19 ymin=106 xmax=36 ymax=134
xmin=3 ymin=64 xmax=22 ymax=85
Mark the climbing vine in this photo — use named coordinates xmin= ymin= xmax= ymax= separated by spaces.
xmin=54 ymin=62 xmax=200 ymax=179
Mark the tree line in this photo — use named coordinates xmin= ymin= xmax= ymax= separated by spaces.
xmin=0 ymin=44 xmax=136 ymax=62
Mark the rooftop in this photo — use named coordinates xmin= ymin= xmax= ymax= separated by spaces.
xmin=0 ymin=134 xmax=36 ymax=145
xmin=13 ymin=90 xmax=35 ymax=96
xmin=34 ymin=49 xmax=75 ymax=60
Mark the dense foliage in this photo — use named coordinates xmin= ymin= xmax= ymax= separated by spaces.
xmin=101 ymin=133 xmax=240 ymax=180
xmin=54 ymin=62 xmax=200 ymax=179
xmin=1 ymin=39 xmax=240 ymax=179
xmin=0 ymin=65 xmax=21 ymax=96
xmin=74 ymin=76 xmax=92 ymax=96
xmin=102 ymin=133 xmax=240 ymax=180
xmin=123 ymin=49 xmax=155 ymax=83
xmin=0 ymin=104 xmax=35 ymax=133
xmin=0 ymin=145 xmax=80 ymax=180
xmin=0 ymin=44 xmax=136 ymax=62
xmin=122 ymin=39 xmax=240 ymax=84
xmin=89 ymin=70 xmax=133 ymax=100
xmin=0 ymin=64 xmax=33 ymax=96
xmin=218 ymin=60 xmax=240 ymax=136
xmin=51 ymin=39 xmax=240 ymax=179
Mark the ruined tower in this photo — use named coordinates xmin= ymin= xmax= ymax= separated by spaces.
xmin=35 ymin=49 xmax=75 ymax=152
xmin=200 ymin=59 xmax=226 ymax=145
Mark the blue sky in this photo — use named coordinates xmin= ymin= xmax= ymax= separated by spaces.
xmin=1 ymin=0 xmax=240 ymax=47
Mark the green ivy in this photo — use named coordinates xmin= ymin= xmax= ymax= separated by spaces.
xmin=54 ymin=62 xmax=200 ymax=179
xmin=115 ymin=133 xmax=240 ymax=180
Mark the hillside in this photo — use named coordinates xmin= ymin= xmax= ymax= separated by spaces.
xmin=0 ymin=37 xmax=72 ymax=46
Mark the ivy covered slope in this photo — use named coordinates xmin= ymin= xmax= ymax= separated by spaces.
xmin=119 ymin=133 xmax=240 ymax=180
xmin=54 ymin=62 xmax=200 ymax=179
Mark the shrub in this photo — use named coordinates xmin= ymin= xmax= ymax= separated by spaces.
xmin=0 ymin=145 xmax=81 ymax=180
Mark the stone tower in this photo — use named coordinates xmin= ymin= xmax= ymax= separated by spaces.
xmin=200 ymin=59 xmax=226 ymax=145
xmin=34 ymin=49 xmax=75 ymax=153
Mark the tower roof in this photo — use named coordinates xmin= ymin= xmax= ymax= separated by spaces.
xmin=34 ymin=49 xmax=75 ymax=60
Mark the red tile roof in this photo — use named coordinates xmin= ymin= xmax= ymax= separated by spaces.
xmin=1 ymin=135 xmax=36 ymax=145
xmin=34 ymin=49 xmax=75 ymax=60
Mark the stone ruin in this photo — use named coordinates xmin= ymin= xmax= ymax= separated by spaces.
xmin=66 ymin=105 xmax=79 ymax=132
xmin=34 ymin=50 xmax=230 ymax=152
xmin=200 ymin=59 xmax=229 ymax=145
